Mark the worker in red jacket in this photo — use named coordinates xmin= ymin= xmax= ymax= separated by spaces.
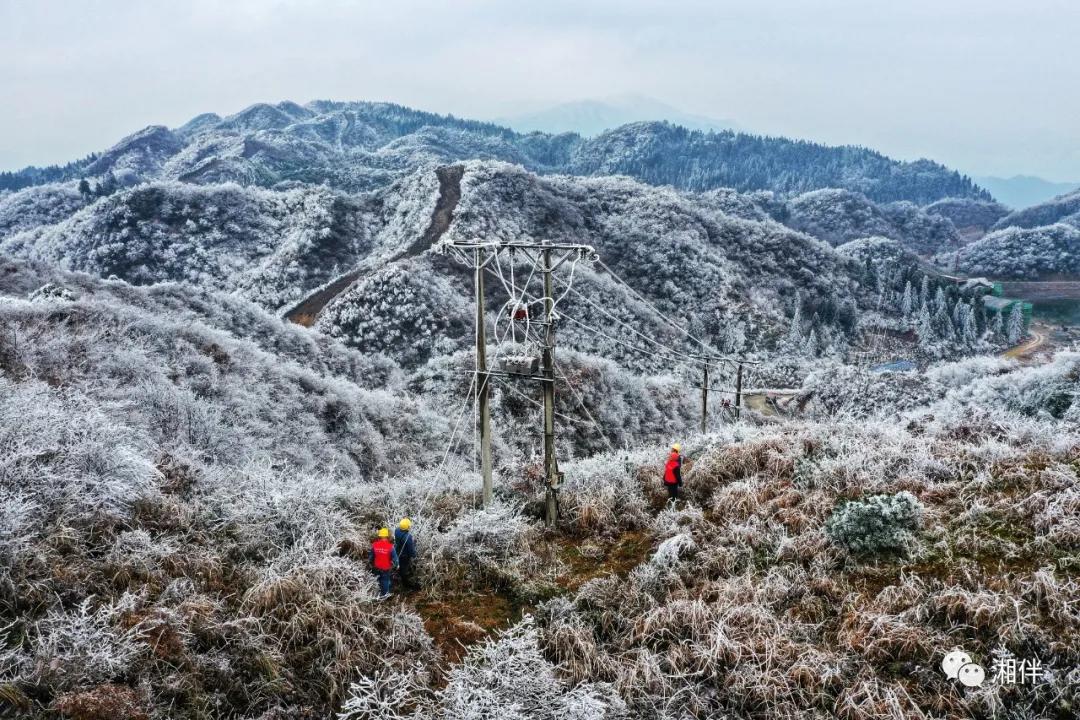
xmin=370 ymin=527 xmax=399 ymax=599
xmin=663 ymin=443 xmax=683 ymax=505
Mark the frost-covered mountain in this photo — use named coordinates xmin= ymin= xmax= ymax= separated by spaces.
xmin=955 ymin=223 xmax=1080 ymax=279
xmin=5 ymin=100 xmax=1079 ymax=720
xmin=3 ymin=253 xmax=1077 ymax=720
xmin=6 ymin=158 xmax=975 ymax=372
xmin=991 ymin=187 xmax=1080 ymax=231
xmin=947 ymin=188 xmax=1080 ymax=278
xmin=1 ymin=100 xmax=986 ymax=203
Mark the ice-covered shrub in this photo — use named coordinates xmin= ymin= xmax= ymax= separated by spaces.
xmin=0 ymin=378 xmax=159 ymax=523
xmin=804 ymin=364 xmax=943 ymax=419
xmin=437 ymin=616 xmax=625 ymax=720
xmin=30 ymin=597 xmax=142 ymax=692
xmin=422 ymin=502 xmax=550 ymax=596
xmin=933 ymin=351 xmax=1079 ymax=420
xmin=825 ymin=491 xmax=923 ymax=557
xmin=337 ymin=664 xmax=434 ymax=720
xmin=629 ymin=532 xmax=697 ymax=596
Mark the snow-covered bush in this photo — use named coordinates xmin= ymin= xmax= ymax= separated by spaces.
xmin=30 ymin=597 xmax=142 ymax=692
xmin=437 ymin=616 xmax=625 ymax=720
xmin=825 ymin=491 xmax=923 ymax=557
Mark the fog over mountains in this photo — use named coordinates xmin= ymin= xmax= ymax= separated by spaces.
xmin=494 ymin=94 xmax=739 ymax=136
xmin=976 ymin=174 xmax=1080 ymax=209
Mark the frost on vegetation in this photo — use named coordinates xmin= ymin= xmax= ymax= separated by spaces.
xmin=437 ymin=617 xmax=626 ymax=720
xmin=825 ymin=491 xmax=924 ymax=558
xmin=29 ymin=597 xmax=141 ymax=692
xmin=317 ymin=259 xmax=471 ymax=367
xmin=424 ymin=502 xmax=544 ymax=593
xmin=932 ymin=351 xmax=1079 ymax=421
xmin=28 ymin=281 xmax=76 ymax=302
xmin=0 ymin=379 xmax=158 ymax=523
xmin=337 ymin=664 xmax=434 ymax=720
xmin=337 ymin=615 xmax=627 ymax=720
xmin=803 ymin=363 xmax=944 ymax=419
xmin=956 ymin=222 xmax=1080 ymax=278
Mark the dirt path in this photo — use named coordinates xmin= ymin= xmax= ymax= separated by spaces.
xmin=1002 ymin=326 xmax=1047 ymax=360
xmin=283 ymin=164 xmax=464 ymax=327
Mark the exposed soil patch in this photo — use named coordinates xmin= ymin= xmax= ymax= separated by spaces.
xmin=408 ymin=529 xmax=653 ymax=665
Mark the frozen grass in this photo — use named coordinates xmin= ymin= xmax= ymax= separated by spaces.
xmin=1 ymin=262 xmax=1078 ymax=718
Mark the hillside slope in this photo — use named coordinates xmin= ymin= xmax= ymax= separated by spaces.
xmin=993 ymin=188 xmax=1080 ymax=231
xmin=2 ymin=260 xmax=1076 ymax=718
xmin=955 ymin=222 xmax=1080 ymax=279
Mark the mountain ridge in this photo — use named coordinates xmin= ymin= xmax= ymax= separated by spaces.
xmin=1 ymin=99 xmax=989 ymax=205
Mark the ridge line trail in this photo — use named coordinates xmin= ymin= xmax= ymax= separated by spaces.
xmin=283 ymin=164 xmax=464 ymax=326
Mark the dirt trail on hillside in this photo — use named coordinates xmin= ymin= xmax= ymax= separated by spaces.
xmin=1003 ymin=325 xmax=1048 ymax=361
xmin=284 ymin=164 xmax=464 ymax=326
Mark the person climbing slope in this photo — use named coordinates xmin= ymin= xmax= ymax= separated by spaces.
xmin=663 ymin=443 xmax=683 ymax=505
xmin=370 ymin=527 xmax=398 ymax=599
xmin=394 ymin=518 xmax=418 ymax=591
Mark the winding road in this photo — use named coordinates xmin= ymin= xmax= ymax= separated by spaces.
xmin=1002 ymin=326 xmax=1047 ymax=360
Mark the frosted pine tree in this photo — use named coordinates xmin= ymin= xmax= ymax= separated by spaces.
xmin=933 ymin=286 xmax=947 ymax=314
xmin=990 ymin=309 xmax=1004 ymax=340
xmin=959 ymin=304 xmax=979 ymax=347
xmin=933 ymin=302 xmax=955 ymax=342
xmin=1007 ymin=303 xmax=1026 ymax=344
xmin=916 ymin=304 xmax=935 ymax=348
xmin=919 ymin=275 xmax=930 ymax=310
xmin=900 ymin=281 xmax=913 ymax=318
xmin=802 ymin=328 xmax=819 ymax=357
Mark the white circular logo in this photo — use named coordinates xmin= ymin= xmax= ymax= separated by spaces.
xmin=941 ymin=650 xmax=972 ymax=680
xmin=957 ymin=662 xmax=986 ymax=688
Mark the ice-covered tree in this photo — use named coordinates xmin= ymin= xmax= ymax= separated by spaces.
xmin=916 ymin=303 xmax=935 ymax=347
xmin=900 ymin=281 xmax=913 ymax=318
xmin=1007 ymin=303 xmax=1026 ymax=344
xmin=989 ymin=308 xmax=1004 ymax=340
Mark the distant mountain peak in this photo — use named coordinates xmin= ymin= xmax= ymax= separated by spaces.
xmin=975 ymin=174 xmax=1079 ymax=209
xmin=495 ymin=95 xmax=738 ymax=137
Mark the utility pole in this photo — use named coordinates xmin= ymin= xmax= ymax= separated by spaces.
xmin=700 ymin=359 xmax=709 ymax=433
xmin=734 ymin=362 xmax=743 ymax=421
xmin=474 ymin=249 xmax=493 ymax=506
xmin=541 ymin=246 xmax=560 ymax=526
xmin=440 ymin=239 xmax=595 ymax=523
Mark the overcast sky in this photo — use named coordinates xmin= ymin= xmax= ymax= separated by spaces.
xmin=2 ymin=0 xmax=1078 ymax=180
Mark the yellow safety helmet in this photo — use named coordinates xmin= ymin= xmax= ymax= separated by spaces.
xmin=377 ymin=527 xmax=390 ymax=539
xmin=672 ymin=443 xmax=682 ymax=453
xmin=399 ymin=518 xmax=412 ymax=531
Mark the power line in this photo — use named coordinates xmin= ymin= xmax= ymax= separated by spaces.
xmin=594 ymin=256 xmax=723 ymax=358
xmin=559 ymin=310 xmax=700 ymax=370
xmin=554 ymin=361 xmax=617 ymax=453
xmin=553 ymin=275 xmax=710 ymax=367
xmin=491 ymin=374 xmax=590 ymax=427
